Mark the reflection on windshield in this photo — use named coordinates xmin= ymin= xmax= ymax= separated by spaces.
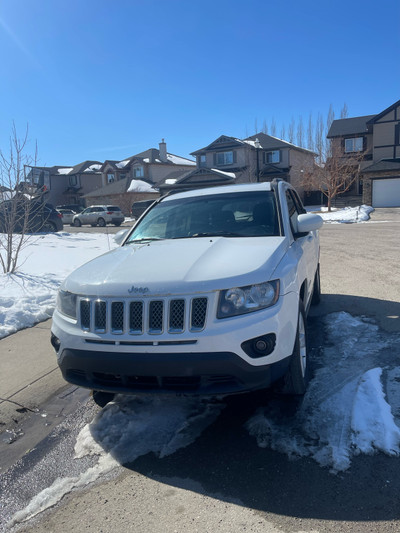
xmin=125 ymin=191 xmax=280 ymax=243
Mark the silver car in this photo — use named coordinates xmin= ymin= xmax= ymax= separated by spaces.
xmin=57 ymin=208 xmax=76 ymax=225
xmin=72 ymin=205 xmax=124 ymax=227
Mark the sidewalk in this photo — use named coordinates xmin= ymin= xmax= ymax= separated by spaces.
xmin=0 ymin=319 xmax=66 ymax=430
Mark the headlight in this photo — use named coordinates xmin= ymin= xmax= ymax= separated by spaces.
xmin=57 ymin=290 xmax=78 ymax=319
xmin=217 ymin=280 xmax=280 ymax=319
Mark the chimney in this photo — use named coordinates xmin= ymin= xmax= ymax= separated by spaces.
xmin=159 ymin=138 xmax=168 ymax=163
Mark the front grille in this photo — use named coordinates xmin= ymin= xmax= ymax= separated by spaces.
xmin=79 ymin=296 xmax=208 ymax=335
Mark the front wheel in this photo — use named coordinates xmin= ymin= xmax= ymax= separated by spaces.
xmin=73 ymin=219 xmax=82 ymax=227
xmin=283 ymin=303 xmax=309 ymax=395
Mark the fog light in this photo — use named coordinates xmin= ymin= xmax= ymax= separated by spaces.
xmin=241 ymin=334 xmax=276 ymax=359
xmin=51 ymin=333 xmax=61 ymax=352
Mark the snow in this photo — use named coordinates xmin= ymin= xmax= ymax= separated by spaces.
xmin=2 ymin=210 xmax=400 ymax=525
xmin=84 ymin=164 xmax=102 ymax=172
xmin=126 ymin=179 xmax=155 ymax=193
xmin=307 ymin=204 xmax=374 ymax=223
xmin=0 ymin=232 xmax=118 ymax=339
xmin=115 ymin=159 xmax=131 ymax=169
xmin=166 ymin=154 xmax=196 ymax=165
xmin=57 ymin=168 xmax=73 ymax=175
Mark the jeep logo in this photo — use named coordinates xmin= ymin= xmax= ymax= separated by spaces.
xmin=128 ymin=286 xmax=150 ymax=294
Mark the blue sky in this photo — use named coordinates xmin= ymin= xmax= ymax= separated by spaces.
xmin=0 ymin=0 xmax=399 ymax=167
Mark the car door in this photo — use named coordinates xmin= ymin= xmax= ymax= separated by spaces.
xmin=80 ymin=208 xmax=92 ymax=224
xmin=284 ymin=189 xmax=318 ymax=307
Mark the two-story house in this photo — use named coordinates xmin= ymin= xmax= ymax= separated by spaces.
xmin=327 ymin=99 xmax=400 ymax=207
xmin=83 ymin=140 xmax=196 ymax=214
xmin=158 ymin=133 xmax=316 ymax=200
xmin=24 ymin=161 xmax=103 ymax=208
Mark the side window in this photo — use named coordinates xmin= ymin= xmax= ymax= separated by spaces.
xmin=291 ymin=190 xmax=306 ymax=214
xmin=285 ymin=190 xmax=301 ymax=234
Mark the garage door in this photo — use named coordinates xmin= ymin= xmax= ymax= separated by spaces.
xmin=372 ymin=178 xmax=400 ymax=207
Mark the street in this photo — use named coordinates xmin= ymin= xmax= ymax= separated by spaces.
xmin=1 ymin=208 xmax=400 ymax=533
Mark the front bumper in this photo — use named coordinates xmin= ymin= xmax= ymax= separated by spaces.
xmin=51 ymin=291 xmax=299 ymax=395
xmin=55 ymin=343 xmax=291 ymax=395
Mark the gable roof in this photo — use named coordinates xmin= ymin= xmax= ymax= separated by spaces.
xmin=246 ymin=133 xmax=316 ymax=155
xmin=362 ymin=158 xmax=400 ymax=173
xmin=191 ymin=135 xmax=244 ymax=155
xmin=367 ymin=99 xmax=400 ymax=124
xmin=192 ymin=133 xmax=316 ymax=156
xmin=327 ymin=115 xmax=376 ymax=138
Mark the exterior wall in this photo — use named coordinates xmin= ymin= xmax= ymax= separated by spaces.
xmin=47 ymin=175 xmax=69 ymax=206
xmin=78 ymin=173 xmax=103 ymax=196
xmin=362 ymin=171 xmax=400 ymax=205
xmin=373 ymin=120 xmax=400 ymax=160
xmin=148 ymin=164 xmax=195 ymax=184
xmin=287 ymin=150 xmax=315 ymax=198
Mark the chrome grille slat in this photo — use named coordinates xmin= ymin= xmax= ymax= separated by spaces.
xmin=79 ymin=296 xmax=208 ymax=335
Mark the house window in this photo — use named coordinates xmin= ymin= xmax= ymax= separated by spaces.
xmin=69 ymin=175 xmax=78 ymax=187
xmin=345 ymin=137 xmax=363 ymax=153
xmin=265 ymin=150 xmax=280 ymax=164
xmin=134 ymin=166 xmax=144 ymax=178
xmin=216 ymin=151 xmax=234 ymax=166
xmin=199 ymin=155 xmax=207 ymax=168
xmin=107 ymin=173 xmax=115 ymax=183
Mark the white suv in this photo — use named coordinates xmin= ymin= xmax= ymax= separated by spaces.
xmin=72 ymin=205 xmax=124 ymax=227
xmin=51 ymin=181 xmax=323 ymax=396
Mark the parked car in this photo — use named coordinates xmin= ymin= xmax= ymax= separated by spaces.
xmin=57 ymin=208 xmax=76 ymax=225
xmin=51 ymin=180 xmax=323 ymax=397
xmin=72 ymin=205 xmax=124 ymax=227
xmin=0 ymin=196 xmax=63 ymax=233
xmin=131 ymin=199 xmax=156 ymax=219
xmin=56 ymin=204 xmax=84 ymax=213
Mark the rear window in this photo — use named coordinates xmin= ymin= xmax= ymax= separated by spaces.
xmin=106 ymin=206 xmax=121 ymax=212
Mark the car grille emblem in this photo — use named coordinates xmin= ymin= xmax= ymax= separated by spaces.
xmin=128 ymin=286 xmax=149 ymax=294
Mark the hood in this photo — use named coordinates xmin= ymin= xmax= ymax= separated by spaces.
xmin=62 ymin=236 xmax=288 ymax=297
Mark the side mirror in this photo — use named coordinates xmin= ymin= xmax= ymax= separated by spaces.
xmin=114 ymin=228 xmax=129 ymax=245
xmin=296 ymin=213 xmax=323 ymax=234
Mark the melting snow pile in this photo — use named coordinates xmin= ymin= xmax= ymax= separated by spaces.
xmin=246 ymin=312 xmax=400 ymax=472
xmin=318 ymin=205 xmax=374 ymax=223
xmin=9 ymin=396 xmax=224 ymax=526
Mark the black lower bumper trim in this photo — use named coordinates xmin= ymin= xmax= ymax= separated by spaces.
xmin=59 ymin=348 xmax=290 ymax=396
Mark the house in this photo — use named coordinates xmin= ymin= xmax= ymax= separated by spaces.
xmin=158 ymin=134 xmax=316 ymax=199
xmin=84 ymin=140 xmax=196 ymax=214
xmin=24 ymin=161 xmax=103 ymax=208
xmin=25 ymin=140 xmax=196 ymax=214
xmin=327 ymin=99 xmax=400 ymax=207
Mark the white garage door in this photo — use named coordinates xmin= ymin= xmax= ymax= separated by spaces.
xmin=372 ymin=178 xmax=400 ymax=207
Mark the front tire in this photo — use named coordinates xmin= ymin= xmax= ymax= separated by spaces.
xmin=74 ymin=219 xmax=82 ymax=227
xmin=283 ymin=302 xmax=309 ymax=395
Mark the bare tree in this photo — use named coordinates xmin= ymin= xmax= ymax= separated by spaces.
xmin=301 ymin=141 xmax=365 ymax=211
xmin=297 ymin=115 xmax=304 ymax=147
xmin=270 ymin=117 xmax=277 ymax=137
xmin=307 ymin=112 xmax=314 ymax=151
xmin=0 ymin=124 xmax=44 ymax=273
xmin=288 ymin=117 xmax=295 ymax=144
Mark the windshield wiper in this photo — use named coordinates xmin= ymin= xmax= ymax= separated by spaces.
xmin=189 ymin=232 xmax=243 ymax=238
xmin=125 ymin=237 xmax=163 ymax=244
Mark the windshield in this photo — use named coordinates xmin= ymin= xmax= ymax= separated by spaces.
xmin=125 ymin=191 xmax=280 ymax=243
